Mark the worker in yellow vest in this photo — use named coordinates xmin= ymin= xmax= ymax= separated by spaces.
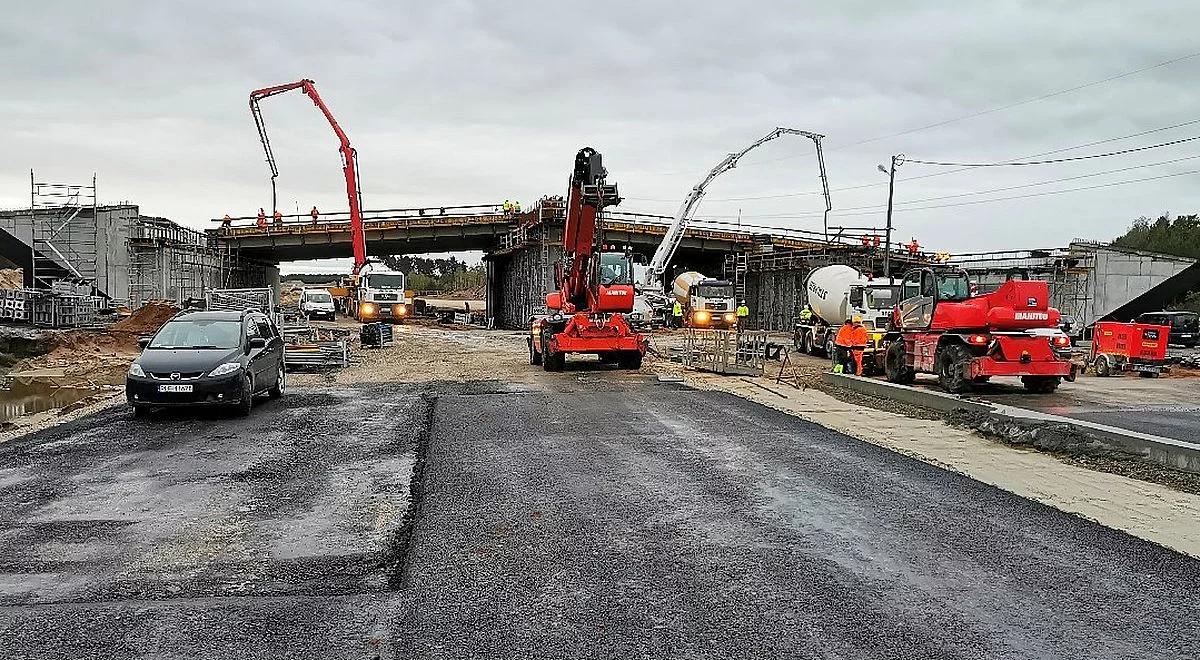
xmin=672 ymin=301 xmax=683 ymax=328
xmin=736 ymin=300 xmax=749 ymax=328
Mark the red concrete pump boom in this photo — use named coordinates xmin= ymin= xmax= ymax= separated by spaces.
xmin=249 ymin=79 xmax=367 ymax=273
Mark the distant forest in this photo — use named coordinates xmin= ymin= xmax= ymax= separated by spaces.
xmin=1114 ymin=213 xmax=1200 ymax=311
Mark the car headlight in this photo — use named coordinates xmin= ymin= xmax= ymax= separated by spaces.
xmin=128 ymin=363 xmax=145 ymax=377
xmin=208 ymin=362 xmax=242 ymax=377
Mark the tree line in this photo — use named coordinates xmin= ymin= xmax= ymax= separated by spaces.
xmin=1114 ymin=213 xmax=1200 ymax=311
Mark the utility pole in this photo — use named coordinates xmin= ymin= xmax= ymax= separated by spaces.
xmin=878 ymin=154 xmax=903 ymax=278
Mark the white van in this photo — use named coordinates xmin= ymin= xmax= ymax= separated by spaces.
xmin=299 ymin=288 xmax=336 ymax=321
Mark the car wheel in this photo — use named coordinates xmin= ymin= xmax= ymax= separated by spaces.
xmin=269 ymin=365 xmax=285 ymax=398
xmin=132 ymin=404 xmax=149 ymax=418
xmin=236 ymin=374 xmax=254 ymax=417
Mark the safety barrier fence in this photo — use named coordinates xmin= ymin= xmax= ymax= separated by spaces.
xmin=681 ymin=329 xmax=770 ymax=376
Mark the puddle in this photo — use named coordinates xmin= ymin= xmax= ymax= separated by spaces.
xmin=0 ymin=380 xmax=101 ymax=422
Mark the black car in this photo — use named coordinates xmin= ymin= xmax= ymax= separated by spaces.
xmin=126 ymin=309 xmax=286 ymax=417
xmin=1136 ymin=310 xmax=1199 ymax=347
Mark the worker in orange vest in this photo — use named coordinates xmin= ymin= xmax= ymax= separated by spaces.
xmin=849 ymin=315 xmax=871 ymax=375
xmin=833 ymin=318 xmax=856 ymax=373
xmin=310 ymin=206 xmax=320 ymax=225
xmin=907 ymin=237 xmax=920 ymax=256
xmin=257 ymin=208 xmax=267 ymax=230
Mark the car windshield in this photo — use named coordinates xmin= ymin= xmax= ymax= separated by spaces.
xmin=366 ymin=274 xmax=405 ymax=289
xmin=148 ymin=319 xmax=242 ymax=349
xmin=936 ymin=272 xmax=971 ymax=301
xmin=306 ymin=292 xmax=333 ymax=303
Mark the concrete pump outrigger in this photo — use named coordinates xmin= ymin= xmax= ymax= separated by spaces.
xmin=529 ymin=148 xmax=648 ymax=371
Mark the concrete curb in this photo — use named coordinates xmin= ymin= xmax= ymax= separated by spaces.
xmin=820 ymin=372 xmax=992 ymax=414
xmin=822 ymin=372 xmax=1200 ymax=474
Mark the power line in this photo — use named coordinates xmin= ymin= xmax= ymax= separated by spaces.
xmin=708 ymin=167 xmax=1200 ymax=220
xmin=735 ymin=49 xmax=1200 ymax=168
xmin=906 ymin=134 xmax=1200 ymax=167
xmin=624 ymin=117 xmax=1200 ymax=204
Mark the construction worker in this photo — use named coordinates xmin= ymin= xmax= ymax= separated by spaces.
xmin=672 ymin=300 xmax=684 ymax=328
xmin=310 ymin=206 xmax=320 ymax=225
xmin=833 ymin=317 xmax=856 ymax=373
xmin=907 ymin=237 xmax=921 ymax=257
xmin=736 ymin=300 xmax=749 ymax=328
xmin=503 ymin=199 xmax=513 ymax=215
xmin=849 ymin=314 xmax=870 ymax=375
xmin=273 ymin=209 xmax=284 ymax=228
xmin=514 ymin=200 xmax=522 ymax=213
xmin=799 ymin=304 xmax=813 ymax=323
xmin=257 ymin=208 xmax=267 ymax=230
xmin=221 ymin=214 xmax=232 ymax=232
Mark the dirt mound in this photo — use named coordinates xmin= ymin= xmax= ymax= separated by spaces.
xmin=0 ymin=269 xmax=22 ymax=290
xmin=111 ymin=302 xmax=179 ymax=334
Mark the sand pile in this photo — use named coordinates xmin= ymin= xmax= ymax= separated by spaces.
xmin=0 ymin=269 xmax=22 ymax=290
xmin=112 ymin=302 xmax=179 ymax=334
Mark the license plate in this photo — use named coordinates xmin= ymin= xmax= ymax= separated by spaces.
xmin=157 ymin=384 xmax=193 ymax=393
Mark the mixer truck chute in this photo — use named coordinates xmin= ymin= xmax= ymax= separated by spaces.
xmin=883 ymin=266 xmax=1074 ymax=393
xmin=794 ymin=265 xmax=898 ymax=374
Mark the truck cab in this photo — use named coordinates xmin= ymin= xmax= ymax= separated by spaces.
xmin=686 ymin=279 xmax=738 ymax=328
xmin=355 ymin=266 xmax=411 ymax=322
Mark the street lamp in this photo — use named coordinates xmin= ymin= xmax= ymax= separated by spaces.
xmin=878 ymin=154 xmax=904 ymax=278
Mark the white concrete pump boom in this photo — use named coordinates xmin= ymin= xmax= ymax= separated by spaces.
xmin=644 ymin=127 xmax=831 ymax=284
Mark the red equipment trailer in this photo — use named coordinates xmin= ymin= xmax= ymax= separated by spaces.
xmin=528 ymin=148 xmax=648 ymax=371
xmin=1089 ymin=321 xmax=1170 ymax=377
xmin=884 ymin=266 xmax=1074 ymax=393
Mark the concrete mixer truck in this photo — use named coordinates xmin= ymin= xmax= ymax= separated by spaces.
xmin=672 ymin=271 xmax=739 ymax=329
xmin=794 ymin=265 xmax=899 ymax=374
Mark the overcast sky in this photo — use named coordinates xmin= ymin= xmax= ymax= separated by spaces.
xmin=3 ymin=1 xmax=1199 ymax=273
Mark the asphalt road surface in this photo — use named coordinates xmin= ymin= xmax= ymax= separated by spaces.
xmin=2 ymin=375 xmax=1198 ymax=658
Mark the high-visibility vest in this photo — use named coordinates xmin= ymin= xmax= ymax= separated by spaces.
xmin=834 ymin=324 xmax=855 ymax=347
xmin=850 ymin=325 xmax=870 ymax=349
xmin=672 ymin=302 xmax=683 ymax=316
xmin=799 ymin=308 xmax=813 ymax=322
xmin=736 ymin=305 xmax=749 ymax=318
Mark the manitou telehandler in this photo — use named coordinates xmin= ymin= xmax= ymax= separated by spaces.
xmin=883 ymin=266 xmax=1074 ymax=394
xmin=528 ymin=148 xmax=648 ymax=371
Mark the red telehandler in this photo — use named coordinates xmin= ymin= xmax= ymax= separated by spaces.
xmin=883 ymin=266 xmax=1074 ymax=393
xmin=528 ymin=148 xmax=648 ymax=371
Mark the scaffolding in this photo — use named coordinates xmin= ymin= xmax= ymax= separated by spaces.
xmin=29 ymin=171 xmax=98 ymax=292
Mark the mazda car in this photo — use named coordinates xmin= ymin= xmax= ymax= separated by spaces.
xmin=126 ymin=309 xmax=286 ymax=417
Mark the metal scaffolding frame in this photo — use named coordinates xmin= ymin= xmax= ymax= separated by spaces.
xmin=29 ymin=171 xmax=98 ymax=292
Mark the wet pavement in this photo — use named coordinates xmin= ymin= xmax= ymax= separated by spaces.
xmin=1 ymin=376 xmax=1199 ymax=658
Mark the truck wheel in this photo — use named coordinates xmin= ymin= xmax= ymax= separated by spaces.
xmin=884 ymin=341 xmax=915 ymax=384
xmin=1093 ymin=355 xmax=1111 ymax=377
xmin=618 ymin=351 xmax=643 ymax=369
xmin=936 ymin=344 xmax=972 ymax=394
xmin=1022 ymin=376 xmax=1061 ymax=393
xmin=800 ymin=331 xmax=813 ymax=355
xmin=546 ymin=351 xmax=566 ymax=372
xmin=528 ymin=338 xmax=542 ymax=365
xmin=823 ymin=334 xmax=835 ymax=358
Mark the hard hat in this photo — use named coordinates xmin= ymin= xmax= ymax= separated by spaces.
xmin=852 ymin=314 xmax=863 ymax=323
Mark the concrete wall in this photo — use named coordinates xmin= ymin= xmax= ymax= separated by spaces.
xmin=1088 ymin=245 xmax=1194 ymax=321
xmin=489 ymin=244 xmax=561 ymax=329
xmin=744 ymin=268 xmax=807 ymax=332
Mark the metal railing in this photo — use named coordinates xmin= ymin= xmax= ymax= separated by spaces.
xmin=680 ymin=329 xmax=770 ymax=376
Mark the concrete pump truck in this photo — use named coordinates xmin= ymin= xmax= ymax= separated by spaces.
xmin=528 ymin=148 xmax=648 ymax=371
